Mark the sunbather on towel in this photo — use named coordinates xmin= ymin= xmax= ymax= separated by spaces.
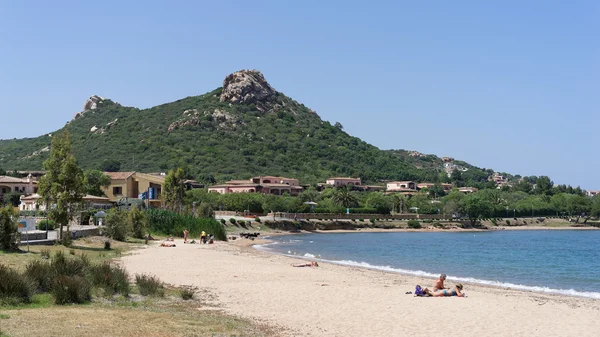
xmin=424 ymin=283 xmax=465 ymax=297
xmin=292 ymin=261 xmax=319 ymax=267
xmin=160 ymin=242 xmax=176 ymax=247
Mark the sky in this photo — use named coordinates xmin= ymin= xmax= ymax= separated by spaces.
xmin=0 ymin=1 xmax=598 ymax=188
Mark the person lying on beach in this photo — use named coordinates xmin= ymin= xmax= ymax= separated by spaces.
xmin=424 ymin=283 xmax=465 ymax=297
xmin=292 ymin=261 xmax=319 ymax=267
xmin=167 ymin=236 xmax=175 ymax=241
xmin=160 ymin=242 xmax=176 ymax=247
xmin=434 ymin=274 xmax=447 ymax=291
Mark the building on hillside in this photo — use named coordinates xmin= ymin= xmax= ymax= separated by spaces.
xmin=251 ymin=176 xmax=300 ymax=186
xmin=458 ymin=187 xmax=479 ymax=194
xmin=19 ymin=194 xmax=113 ymax=211
xmin=443 ymin=162 xmax=468 ymax=177
xmin=417 ymin=183 xmax=453 ymax=191
xmin=489 ymin=173 xmax=510 ymax=189
xmin=386 ymin=181 xmax=417 ymax=192
xmin=587 ymin=190 xmax=600 ymax=197
xmin=208 ymin=176 xmax=303 ymax=196
xmin=0 ymin=175 xmax=38 ymax=201
xmin=184 ymin=180 xmax=204 ymax=190
xmin=101 ymin=172 xmax=165 ymax=206
xmin=325 ymin=177 xmax=361 ymax=187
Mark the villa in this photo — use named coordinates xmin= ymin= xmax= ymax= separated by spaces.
xmin=19 ymin=193 xmax=113 ymax=211
xmin=325 ymin=177 xmax=361 ymax=187
xmin=208 ymin=176 xmax=303 ymax=196
xmin=101 ymin=172 xmax=166 ymax=207
xmin=386 ymin=181 xmax=417 ymax=192
xmin=0 ymin=174 xmax=38 ymax=201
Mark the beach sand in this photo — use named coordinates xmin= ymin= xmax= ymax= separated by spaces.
xmin=121 ymin=238 xmax=600 ymax=337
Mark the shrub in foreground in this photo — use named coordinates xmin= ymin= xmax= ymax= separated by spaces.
xmin=135 ymin=274 xmax=164 ymax=297
xmin=25 ymin=260 xmax=53 ymax=292
xmin=89 ymin=262 xmax=130 ymax=297
xmin=0 ymin=206 xmax=20 ymax=251
xmin=0 ymin=264 xmax=34 ymax=304
xmin=52 ymin=275 xmax=91 ymax=304
xmin=51 ymin=251 xmax=86 ymax=277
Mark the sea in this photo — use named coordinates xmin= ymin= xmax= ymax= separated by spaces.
xmin=256 ymin=230 xmax=600 ymax=299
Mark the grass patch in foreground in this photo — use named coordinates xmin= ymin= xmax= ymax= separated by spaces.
xmin=0 ymin=297 xmax=276 ymax=337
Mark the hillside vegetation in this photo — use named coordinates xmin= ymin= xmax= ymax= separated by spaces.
xmin=0 ymin=70 xmax=485 ymax=185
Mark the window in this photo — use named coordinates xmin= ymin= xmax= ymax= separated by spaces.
xmin=113 ymin=187 xmax=123 ymax=195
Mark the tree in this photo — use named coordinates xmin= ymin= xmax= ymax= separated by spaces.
xmin=105 ymin=208 xmax=130 ymax=241
xmin=83 ymin=170 xmax=111 ymax=197
xmin=128 ymin=206 xmax=147 ymax=239
xmin=37 ymin=132 xmax=85 ymax=244
xmin=3 ymin=192 xmax=22 ymax=207
xmin=428 ymin=184 xmax=447 ymax=199
xmin=461 ymin=195 xmax=493 ymax=227
xmin=334 ymin=122 xmax=344 ymax=130
xmin=535 ymin=176 xmax=554 ymax=195
xmin=331 ymin=187 xmax=359 ymax=209
xmin=163 ymin=168 xmax=186 ymax=212
xmin=512 ymin=180 xmax=533 ymax=194
xmin=0 ymin=168 xmax=6 ymax=175
xmin=365 ymin=193 xmax=392 ymax=214
xmin=0 ymin=206 xmax=20 ymax=251
xmin=391 ymin=194 xmax=407 ymax=213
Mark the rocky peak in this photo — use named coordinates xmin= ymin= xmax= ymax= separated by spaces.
xmin=73 ymin=95 xmax=108 ymax=120
xmin=220 ymin=70 xmax=276 ymax=110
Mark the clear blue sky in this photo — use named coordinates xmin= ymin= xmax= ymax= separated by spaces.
xmin=1 ymin=1 xmax=598 ymax=188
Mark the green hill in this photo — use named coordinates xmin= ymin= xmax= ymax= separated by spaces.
xmin=0 ymin=70 xmax=487 ymax=185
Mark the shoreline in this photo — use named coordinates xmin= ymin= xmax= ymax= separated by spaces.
xmin=121 ymin=237 xmax=600 ymax=337
xmin=255 ymin=235 xmax=600 ymax=300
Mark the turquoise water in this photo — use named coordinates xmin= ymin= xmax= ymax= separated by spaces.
xmin=258 ymin=230 xmax=600 ymax=299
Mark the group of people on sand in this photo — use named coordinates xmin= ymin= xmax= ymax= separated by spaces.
xmin=417 ymin=274 xmax=465 ymax=297
xmin=183 ymin=229 xmax=214 ymax=244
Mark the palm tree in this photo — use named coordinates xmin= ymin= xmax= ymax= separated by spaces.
xmin=331 ymin=187 xmax=359 ymax=208
xmin=392 ymin=194 xmax=406 ymax=213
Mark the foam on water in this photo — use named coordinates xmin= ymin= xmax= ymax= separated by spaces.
xmin=321 ymin=259 xmax=600 ymax=300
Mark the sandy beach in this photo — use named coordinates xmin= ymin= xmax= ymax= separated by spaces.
xmin=121 ymin=237 xmax=600 ymax=337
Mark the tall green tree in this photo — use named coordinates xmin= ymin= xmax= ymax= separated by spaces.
xmin=163 ymin=168 xmax=186 ymax=212
xmin=0 ymin=206 xmax=20 ymax=251
xmin=461 ymin=195 xmax=494 ymax=226
xmin=37 ymin=132 xmax=85 ymax=244
xmin=83 ymin=170 xmax=111 ymax=197
xmin=128 ymin=206 xmax=148 ymax=239
xmin=331 ymin=187 xmax=359 ymax=209
xmin=535 ymin=176 xmax=554 ymax=195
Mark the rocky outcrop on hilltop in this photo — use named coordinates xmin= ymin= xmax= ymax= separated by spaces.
xmin=220 ymin=70 xmax=278 ymax=111
xmin=167 ymin=109 xmax=240 ymax=132
xmin=73 ymin=95 xmax=120 ymax=120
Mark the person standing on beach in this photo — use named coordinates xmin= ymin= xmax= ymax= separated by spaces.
xmin=183 ymin=229 xmax=189 ymax=243
xmin=434 ymin=274 xmax=447 ymax=291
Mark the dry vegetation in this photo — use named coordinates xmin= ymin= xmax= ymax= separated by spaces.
xmin=0 ymin=237 xmax=277 ymax=337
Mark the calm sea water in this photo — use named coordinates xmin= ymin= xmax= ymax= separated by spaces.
xmin=257 ymin=230 xmax=600 ymax=299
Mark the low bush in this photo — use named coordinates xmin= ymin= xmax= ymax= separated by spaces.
xmin=104 ymin=240 xmax=111 ymax=250
xmin=52 ymin=275 xmax=91 ymax=304
xmin=0 ymin=264 xmax=34 ymax=304
xmin=36 ymin=220 xmax=56 ymax=230
xmin=220 ymin=219 xmax=226 ymax=225
xmin=89 ymin=262 xmax=130 ymax=297
xmin=407 ymin=220 xmax=422 ymax=229
xmin=24 ymin=260 xmax=53 ymax=292
xmin=358 ymin=218 xmax=364 ymax=222
xmin=506 ymin=220 xmax=511 ymax=226
xmin=229 ymin=218 xmax=236 ymax=225
xmin=180 ymin=286 xmax=196 ymax=300
xmin=40 ymin=249 xmax=51 ymax=259
xmin=254 ymin=216 xmax=261 ymax=223
xmin=135 ymin=274 xmax=164 ymax=297
xmin=51 ymin=251 xmax=86 ymax=277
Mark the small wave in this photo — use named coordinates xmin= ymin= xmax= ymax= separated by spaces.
xmin=304 ymin=253 xmax=316 ymax=258
xmin=321 ymin=259 xmax=600 ymax=300
xmin=288 ymin=239 xmax=303 ymax=243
